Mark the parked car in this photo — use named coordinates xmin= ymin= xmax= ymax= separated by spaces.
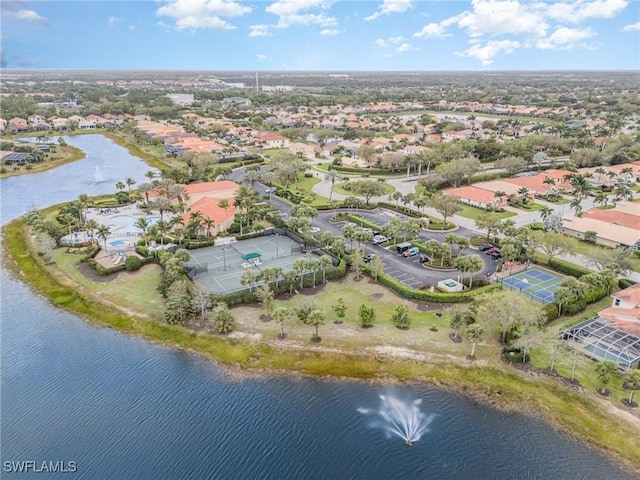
xmin=490 ymin=251 xmax=502 ymax=259
xmin=396 ymin=242 xmax=413 ymax=253
xmin=484 ymin=247 xmax=497 ymax=255
xmin=372 ymin=235 xmax=390 ymax=245
xmin=402 ymin=247 xmax=420 ymax=257
xmin=363 ymin=254 xmax=377 ymax=263
xmin=478 ymin=243 xmax=494 ymax=251
xmin=419 ymin=254 xmax=429 ymax=263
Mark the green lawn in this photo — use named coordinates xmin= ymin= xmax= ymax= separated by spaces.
xmin=52 ymin=249 xmax=165 ymax=318
xmin=332 ymin=181 xmax=396 ymax=197
xmin=567 ymin=238 xmax=640 ymax=272
xmin=287 ymin=176 xmax=332 ymax=206
xmin=517 ymin=202 xmax=545 ymax=212
xmin=456 ymin=204 xmax=516 ymax=220
xmin=539 ymin=196 xmax=571 ymax=205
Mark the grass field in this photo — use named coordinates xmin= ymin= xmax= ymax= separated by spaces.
xmin=456 ymin=204 xmax=516 ymax=220
xmin=332 ymin=181 xmax=396 ymax=198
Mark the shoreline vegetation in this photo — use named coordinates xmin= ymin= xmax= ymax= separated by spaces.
xmin=0 ymin=143 xmax=85 ymax=178
xmin=3 ymin=215 xmax=640 ymax=474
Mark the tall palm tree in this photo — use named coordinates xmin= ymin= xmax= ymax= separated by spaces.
xmin=144 ymin=170 xmax=158 ymax=185
xmin=115 ymin=181 xmax=126 ymax=192
xmin=152 ymin=197 xmax=173 ymax=220
xmin=85 ymin=219 xmax=98 ymax=243
xmin=569 ymin=197 xmax=582 ymax=216
xmin=96 ymin=224 xmax=111 ymax=249
xmin=594 ymin=167 xmax=606 ymax=186
xmin=325 ymin=169 xmax=340 ymax=202
xmin=125 ymin=177 xmax=136 ymax=193
xmin=218 ymin=199 xmax=230 ymax=218
xmin=539 ymin=205 xmax=554 ymax=222
xmin=133 ymin=217 xmax=151 ymax=245
xmin=203 ymin=217 xmax=215 ymax=237
xmin=138 ymin=182 xmax=154 ymax=205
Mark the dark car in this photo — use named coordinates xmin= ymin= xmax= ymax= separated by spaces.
xmin=363 ymin=254 xmax=377 ymax=263
xmin=419 ymin=254 xmax=429 ymax=263
xmin=478 ymin=243 xmax=494 ymax=251
xmin=489 ymin=249 xmax=502 ymax=259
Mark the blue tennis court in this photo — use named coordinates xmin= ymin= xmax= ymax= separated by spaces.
xmin=500 ymin=266 xmax=566 ymax=305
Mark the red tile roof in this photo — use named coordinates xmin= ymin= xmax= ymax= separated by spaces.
xmin=182 ymin=197 xmax=235 ymax=226
xmin=582 ymin=208 xmax=640 ymax=230
xmin=183 ymin=181 xmax=239 ymax=195
xmin=444 ymin=186 xmax=496 ymax=205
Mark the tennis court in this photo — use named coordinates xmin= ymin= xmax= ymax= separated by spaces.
xmin=499 ymin=266 xmax=566 ymax=305
xmin=185 ymin=234 xmax=312 ymax=294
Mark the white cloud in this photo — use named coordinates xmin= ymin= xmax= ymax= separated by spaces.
xmin=455 ymin=0 xmax=548 ymax=38
xmin=249 ymin=24 xmax=271 ymax=37
xmin=266 ymin=0 xmax=337 ymax=28
xmin=373 ymin=38 xmax=389 ymax=48
xmin=3 ymin=8 xmax=48 ymax=25
xmin=541 ymin=0 xmax=628 ymax=23
xmin=396 ymin=42 xmax=413 ymax=52
xmin=622 ymin=21 xmax=640 ymax=32
xmin=256 ymin=54 xmax=267 ymax=61
xmin=108 ymin=16 xmax=121 ymax=27
xmin=128 ymin=25 xmax=136 ymax=31
xmin=365 ymin=0 xmax=413 ymax=21
xmin=456 ymin=39 xmax=520 ymax=65
xmin=389 ymin=36 xmax=405 ymax=44
xmin=413 ymin=22 xmax=450 ymax=38
xmin=536 ymin=26 xmax=595 ymax=49
xmin=156 ymin=0 xmax=251 ymax=32
xmin=319 ymin=28 xmax=340 ymax=35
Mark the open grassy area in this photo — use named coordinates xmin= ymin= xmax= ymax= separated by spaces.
xmin=332 ymin=181 xmax=396 ymax=198
xmin=0 ymin=144 xmax=85 ymax=178
xmin=567 ymin=238 xmax=640 ymax=272
xmin=456 ymin=204 xmax=516 ymax=220
xmin=52 ymin=249 xmax=165 ymax=318
xmin=517 ymin=202 xmax=545 ymax=212
xmin=3 ymin=214 xmax=640 ymax=473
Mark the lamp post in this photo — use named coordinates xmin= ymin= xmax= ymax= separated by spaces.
xmin=275 ymin=233 xmax=279 ymax=259
xmin=222 ymin=245 xmax=227 ymax=271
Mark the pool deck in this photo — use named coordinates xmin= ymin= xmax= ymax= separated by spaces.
xmin=61 ymin=204 xmax=152 ymax=247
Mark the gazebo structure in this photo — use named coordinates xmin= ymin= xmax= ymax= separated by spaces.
xmin=562 ymin=316 xmax=640 ymax=371
xmin=241 ymin=252 xmax=262 ymax=268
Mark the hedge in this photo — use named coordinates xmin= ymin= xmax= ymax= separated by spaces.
xmin=375 ymin=271 xmax=501 ymax=303
xmin=619 ymin=278 xmax=637 ymax=289
xmin=377 ymin=202 xmax=424 ymax=218
xmin=329 ymin=165 xmax=396 ymax=175
xmin=547 ymin=258 xmax=594 ymax=278
xmin=542 ymin=303 xmax=559 ymax=323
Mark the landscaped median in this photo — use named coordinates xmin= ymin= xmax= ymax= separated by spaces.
xmin=3 ymin=216 xmax=640 ymax=474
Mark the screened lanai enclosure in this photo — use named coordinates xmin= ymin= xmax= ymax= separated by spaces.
xmin=563 ymin=316 xmax=640 ymax=371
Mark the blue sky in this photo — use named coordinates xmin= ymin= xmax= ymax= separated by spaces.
xmin=1 ymin=0 xmax=639 ymax=70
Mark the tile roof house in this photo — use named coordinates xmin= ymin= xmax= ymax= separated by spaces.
xmin=180 ymin=181 xmax=240 ymax=236
xmin=443 ymin=186 xmax=498 ymax=209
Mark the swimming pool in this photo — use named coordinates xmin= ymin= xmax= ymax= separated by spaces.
xmin=110 ymin=239 xmax=129 ymax=248
xmin=110 ymin=215 xmax=160 ymax=234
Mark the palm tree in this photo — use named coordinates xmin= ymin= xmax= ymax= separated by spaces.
xmin=325 ymin=169 xmax=340 ymax=202
xmin=318 ymin=255 xmax=333 ymax=284
xmin=569 ymin=197 xmax=582 ymax=216
xmin=390 ymin=191 xmax=403 ymax=206
xmin=307 ymin=309 xmax=326 ymax=341
xmin=570 ymin=174 xmax=590 ymax=198
xmin=517 ymin=187 xmax=530 ymax=203
xmin=622 ymin=370 xmax=640 ymax=406
xmin=494 ymin=190 xmax=506 ymax=206
xmin=115 ymin=181 xmax=126 ymax=193
xmin=539 ymin=205 xmax=554 ymax=222
xmin=96 ymin=224 xmax=111 ymax=249
xmin=152 ymin=197 xmax=173 ymax=220
xmin=293 ymin=258 xmax=308 ymax=290
xmin=138 ymin=182 xmax=154 ymax=205
xmin=85 ymin=219 xmax=98 ymax=243
xmin=240 ymin=269 xmax=258 ymax=292
xmin=154 ymin=219 xmax=170 ymax=245
xmin=188 ymin=211 xmax=204 ymax=237
xmin=218 ymin=199 xmax=230 ymax=218
xmin=125 ymin=177 xmax=136 ymax=193
xmin=464 ymin=323 xmax=484 ymax=358
xmin=272 ymin=306 xmax=290 ymax=339
xmin=594 ymin=167 xmax=606 ymax=186
xmin=593 ymin=192 xmax=608 ymax=207
xmin=133 ymin=217 xmax=151 ymax=245
xmin=595 ymin=360 xmax=619 ymax=395
xmin=203 ymin=217 xmax=215 ymax=237
xmin=145 ymin=170 xmax=158 ymax=185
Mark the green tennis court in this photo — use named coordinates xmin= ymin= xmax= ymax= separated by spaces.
xmin=499 ymin=266 xmax=566 ymax=305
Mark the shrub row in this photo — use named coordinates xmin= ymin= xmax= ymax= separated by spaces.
xmin=619 ymin=278 xmax=637 ymax=289
xmin=211 ymin=258 xmax=347 ymax=306
xmin=376 ymin=202 xmax=424 ymax=218
xmin=375 ymin=271 xmax=501 ymax=303
xmin=329 ymin=165 xmax=395 ymax=175
xmin=217 ymin=154 xmax=262 ymax=165
xmin=547 ymin=258 xmax=594 ymax=278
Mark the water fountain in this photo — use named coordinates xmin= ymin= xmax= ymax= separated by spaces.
xmin=93 ymin=166 xmax=104 ymax=184
xmin=358 ymin=394 xmax=435 ymax=446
